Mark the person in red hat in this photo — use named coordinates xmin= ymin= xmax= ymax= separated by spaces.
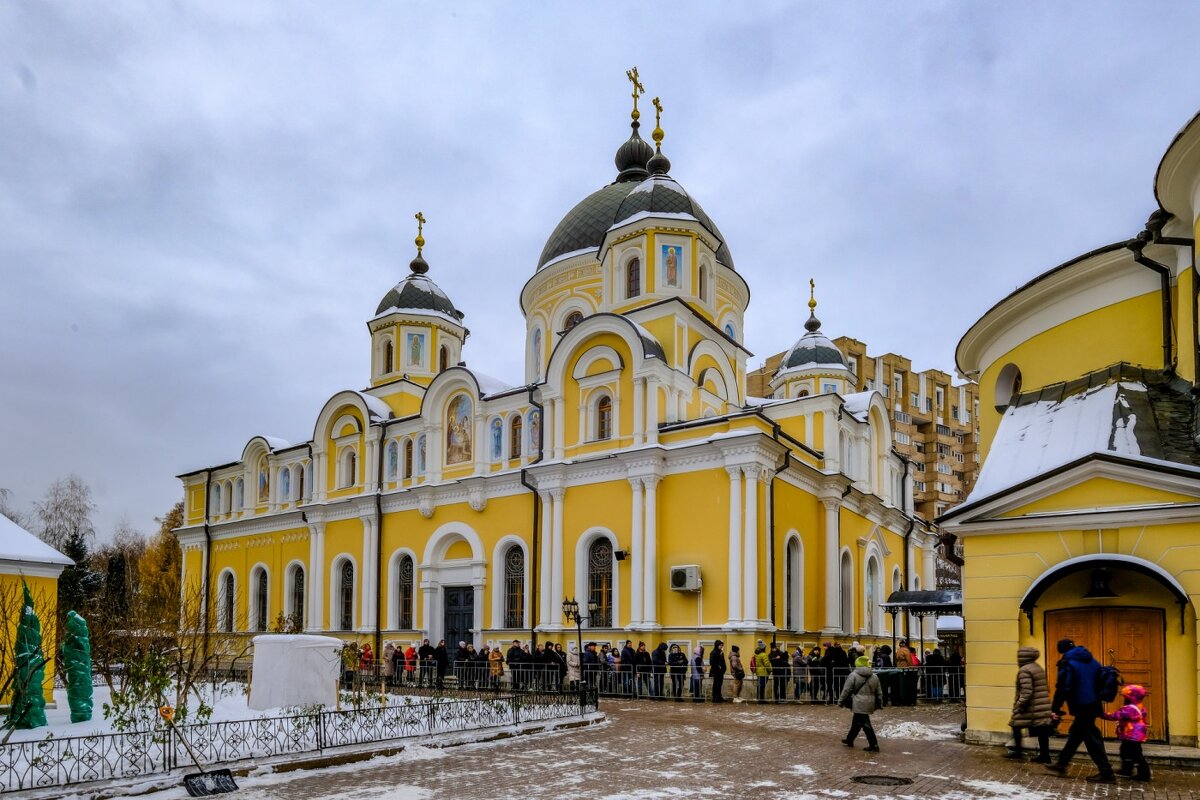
xmin=1103 ymin=684 xmax=1151 ymax=782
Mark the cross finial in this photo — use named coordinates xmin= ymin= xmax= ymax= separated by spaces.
xmin=651 ymin=96 xmax=664 ymax=149
xmin=414 ymin=211 xmax=426 ymax=254
xmin=808 ymin=278 xmax=817 ymax=311
xmin=626 ymin=66 xmax=645 ymax=121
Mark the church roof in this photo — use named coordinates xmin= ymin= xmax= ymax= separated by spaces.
xmin=375 ymin=269 xmax=464 ymax=322
xmin=776 ymin=308 xmax=849 ymax=379
xmin=0 ymin=514 xmax=73 ymax=568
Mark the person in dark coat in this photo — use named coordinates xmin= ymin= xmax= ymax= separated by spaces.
xmin=620 ymin=640 xmax=637 ymax=697
xmin=506 ymin=639 xmax=527 ymax=690
xmin=667 ymin=644 xmax=688 ymax=701
xmin=553 ymin=643 xmax=568 ymax=689
xmin=650 ymin=643 xmax=668 ymax=699
xmin=808 ymin=646 xmax=824 ymax=700
xmin=824 ymin=642 xmax=850 ymax=704
xmin=1046 ymin=638 xmax=1114 ymax=783
xmin=925 ymin=647 xmax=947 ymax=700
xmin=633 ymin=642 xmax=653 ymax=697
xmin=581 ymin=642 xmax=600 ymax=690
xmin=454 ymin=641 xmax=470 ymax=686
xmin=768 ymin=642 xmax=789 ymax=703
xmin=433 ymin=640 xmax=449 ymax=689
xmin=417 ymin=638 xmax=436 ymax=688
xmin=709 ymin=640 xmax=728 ymax=702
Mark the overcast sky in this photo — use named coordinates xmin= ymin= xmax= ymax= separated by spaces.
xmin=4 ymin=2 xmax=1200 ymax=540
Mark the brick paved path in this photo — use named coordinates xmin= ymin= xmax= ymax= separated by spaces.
xmin=131 ymin=700 xmax=1200 ymax=800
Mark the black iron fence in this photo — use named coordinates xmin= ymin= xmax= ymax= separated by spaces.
xmin=0 ymin=687 xmax=597 ymax=795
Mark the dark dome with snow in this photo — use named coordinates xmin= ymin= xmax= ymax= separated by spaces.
xmin=778 ymin=310 xmax=847 ymax=374
xmin=376 ymin=257 xmax=464 ymax=321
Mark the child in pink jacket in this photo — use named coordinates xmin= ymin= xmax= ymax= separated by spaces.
xmin=1102 ymin=684 xmax=1150 ymax=782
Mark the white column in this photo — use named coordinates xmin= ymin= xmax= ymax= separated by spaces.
xmin=543 ymin=401 xmax=555 ymax=457
xmin=429 ymin=426 xmax=443 ymax=482
xmin=726 ymin=466 xmax=743 ymax=626
xmin=822 ymin=499 xmax=841 ymax=632
xmin=539 ymin=491 xmax=552 ymax=627
xmin=551 ymin=488 xmax=566 ymax=626
xmin=629 ymin=477 xmax=644 ymax=626
xmin=309 ymin=522 xmax=326 ymax=630
xmin=643 ymin=476 xmax=660 ymax=628
xmin=474 ymin=414 xmax=486 ymax=474
xmin=742 ymin=465 xmax=760 ymax=624
xmin=632 ymin=379 xmax=645 ymax=446
xmin=306 ymin=529 xmax=319 ymax=632
xmin=553 ymin=398 xmax=565 ymax=459
xmin=360 ymin=517 xmax=375 ymax=630
xmin=646 ymin=381 xmax=659 ymax=445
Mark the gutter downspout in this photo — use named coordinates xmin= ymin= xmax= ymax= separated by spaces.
xmin=374 ymin=422 xmax=387 ymax=661
xmin=902 ymin=516 xmax=917 ymax=642
xmin=767 ymin=423 xmax=791 ymax=647
xmin=1128 ymin=232 xmax=1175 ymax=373
xmin=202 ymin=469 xmax=212 ymax=661
xmin=518 ymin=385 xmax=544 ymax=648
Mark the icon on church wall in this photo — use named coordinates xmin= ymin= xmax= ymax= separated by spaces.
xmin=532 ymin=328 xmax=542 ymax=379
xmin=280 ymin=468 xmax=290 ymax=501
xmin=490 ymin=418 xmax=503 ymax=460
xmin=417 ymin=435 xmax=427 ymax=474
xmin=407 ymin=333 xmax=425 ymax=368
xmin=527 ymin=409 xmax=540 ymax=453
xmin=661 ymin=244 xmax=681 ymax=288
xmin=257 ymin=458 xmax=269 ymax=503
xmin=723 ymin=322 xmax=736 ymax=340
xmin=387 ymin=441 xmax=398 ymax=479
xmin=445 ymin=394 xmax=473 ymax=465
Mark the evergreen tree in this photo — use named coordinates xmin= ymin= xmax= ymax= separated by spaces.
xmin=58 ymin=529 xmax=102 ymax=619
xmin=6 ymin=583 xmax=48 ymax=729
xmin=104 ymin=552 xmax=130 ymax=618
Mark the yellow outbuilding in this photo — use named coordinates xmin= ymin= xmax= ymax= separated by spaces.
xmin=176 ymin=85 xmax=941 ymax=663
xmin=944 ymin=110 xmax=1200 ymax=748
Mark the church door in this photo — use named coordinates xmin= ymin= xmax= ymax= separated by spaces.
xmin=443 ymin=586 xmax=474 ymax=647
xmin=1045 ymin=608 xmax=1165 ymax=741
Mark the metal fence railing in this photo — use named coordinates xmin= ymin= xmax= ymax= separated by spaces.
xmin=0 ymin=687 xmax=598 ymax=795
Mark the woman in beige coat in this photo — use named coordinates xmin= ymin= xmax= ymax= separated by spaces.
xmin=1008 ymin=646 xmax=1054 ymax=762
xmin=488 ymin=645 xmax=505 ymax=689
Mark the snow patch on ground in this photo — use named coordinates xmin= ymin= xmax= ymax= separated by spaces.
xmin=875 ymin=720 xmax=961 ymax=740
xmin=784 ymin=764 xmax=816 ymax=775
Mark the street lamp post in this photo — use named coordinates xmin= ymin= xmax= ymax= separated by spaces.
xmin=562 ymin=596 xmax=598 ymax=713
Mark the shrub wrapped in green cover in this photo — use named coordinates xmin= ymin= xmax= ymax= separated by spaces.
xmin=63 ymin=610 xmax=93 ymax=722
xmin=6 ymin=583 xmax=47 ymax=729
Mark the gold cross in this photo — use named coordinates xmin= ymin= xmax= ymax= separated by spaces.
xmin=415 ymin=211 xmax=426 ymax=253
xmin=652 ymin=97 xmax=664 ymax=147
xmin=626 ymin=67 xmax=645 ymax=119
xmin=809 ymin=278 xmax=817 ymax=310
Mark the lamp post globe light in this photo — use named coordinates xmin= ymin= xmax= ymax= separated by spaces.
xmin=562 ymin=597 xmax=598 ymax=706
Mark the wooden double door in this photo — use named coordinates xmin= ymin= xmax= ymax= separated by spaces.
xmin=1045 ymin=607 xmax=1165 ymax=741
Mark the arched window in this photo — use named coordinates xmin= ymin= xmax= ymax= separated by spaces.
xmin=211 ymin=484 xmax=222 ymax=516
xmin=397 ymin=555 xmax=414 ymax=629
xmin=234 ymin=478 xmax=244 ymax=510
xmin=338 ymin=561 xmax=354 ymax=631
xmin=296 ymin=466 xmax=305 ymax=503
xmin=386 ymin=441 xmax=399 ymax=480
xmin=503 ymin=545 xmax=525 ymax=628
xmin=222 ymin=482 xmax=233 ymax=514
xmin=404 ymin=439 xmax=413 ymax=478
xmin=253 ymin=568 xmax=268 ymax=632
xmin=289 ymin=564 xmax=305 ymax=629
xmin=785 ymin=537 xmax=802 ymax=631
xmin=439 ymin=345 xmax=450 ymax=373
xmin=510 ymin=415 xmax=523 ymax=459
xmin=564 ymin=311 xmax=584 ymax=332
xmin=699 ymin=264 xmax=709 ymax=302
xmin=588 ymin=539 xmax=613 ymax=628
xmin=840 ymin=551 xmax=853 ymax=633
xmin=384 ymin=339 xmax=394 ymax=374
xmin=865 ymin=557 xmax=880 ymax=634
xmin=340 ymin=448 xmax=357 ymax=488
xmin=280 ymin=469 xmax=291 ymax=502
xmin=626 ymin=258 xmax=641 ymax=299
xmin=220 ymin=572 xmax=235 ymax=632
xmin=596 ymin=395 xmax=613 ymax=441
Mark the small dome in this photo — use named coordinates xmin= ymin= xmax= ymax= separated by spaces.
xmin=614 ymin=122 xmax=654 ymax=182
xmin=778 ymin=311 xmax=847 ymax=374
xmin=376 ymin=268 xmax=464 ymax=321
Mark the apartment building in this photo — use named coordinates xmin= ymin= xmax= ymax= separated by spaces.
xmin=748 ymin=337 xmax=980 ymax=522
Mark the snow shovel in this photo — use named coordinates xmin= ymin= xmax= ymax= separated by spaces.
xmin=159 ymin=704 xmax=239 ymax=796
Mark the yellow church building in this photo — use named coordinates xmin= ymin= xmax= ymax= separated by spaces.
xmin=944 ymin=109 xmax=1200 ymax=747
xmin=176 ymin=79 xmax=940 ymax=660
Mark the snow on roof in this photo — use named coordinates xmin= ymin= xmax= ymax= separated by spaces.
xmin=540 ymin=246 xmax=599 ymax=270
xmin=608 ymin=210 xmax=698 ymax=230
xmin=966 ymin=381 xmax=1142 ymax=505
xmin=0 ymin=514 xmax=73 ymax=567
xmin=262 ymin=436 xmax=290 ymax=450
xmin=842 ymin=391 xmax=874 ymax=421
xmin=744 ymin=395 xmax=774 ymax=407
xmin=473 ymin=371 xmax=522 ymax=396
xmin=369 ymin=307 xmax=466 ymax=328
xmin=627 ymin=175 xmax=684 ymax=195
xmin=355 ymin=392 xmax=393 ymax=420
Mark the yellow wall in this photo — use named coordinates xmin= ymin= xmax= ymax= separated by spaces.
xmin=0 ymin=573 xmax=58 ymax=704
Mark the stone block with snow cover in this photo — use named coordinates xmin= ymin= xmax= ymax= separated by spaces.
xmin=249 ymin=634 xmax=342 ymax=710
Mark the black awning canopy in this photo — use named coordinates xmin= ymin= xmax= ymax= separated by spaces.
xmin=879 ymin=589 xmax=962 ymax=618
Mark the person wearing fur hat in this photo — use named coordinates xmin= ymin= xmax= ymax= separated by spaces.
xmin=1103 ymin=685 xmax=1151 ymax=781
xmin=1007 ymin=646 xmax=1053 ymax=762
xmin=839 ymin=655 xmax=883 ymax=752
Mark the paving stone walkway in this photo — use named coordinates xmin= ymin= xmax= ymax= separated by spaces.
xmin=126 ymin=700 xmax=1200 ymax=800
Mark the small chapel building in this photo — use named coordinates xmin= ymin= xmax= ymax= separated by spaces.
xmin=176 ymin=83 xmax=940 ymax=658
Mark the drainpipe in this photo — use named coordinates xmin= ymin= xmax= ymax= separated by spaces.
xmin=374 ymin=422 xmax=388 ymax=660
xmin=767 ymin=423 xmax=792 ymax=647
xmin=1144 ymin=210 xmax=1198 ymax=384
xmin=901 ymin=516 xmax=917 ymax=641
xmin=202 ymin=469 xmax=212 ymax=661
xmin=518 ymin=385 xmax=544 ymax=647
xmin=1127 ymin=232 xmax=1175 ymax=374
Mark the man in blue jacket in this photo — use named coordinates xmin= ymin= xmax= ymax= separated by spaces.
xmin=1045 ymin=638 xmax=1114 ymax=783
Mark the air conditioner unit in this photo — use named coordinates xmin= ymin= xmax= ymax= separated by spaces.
xmin=669 ymin=565 xmax=701 ymax=592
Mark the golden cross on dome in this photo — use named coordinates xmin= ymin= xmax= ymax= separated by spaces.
xmin=809 ymin=278 xmax=817 ymax=310
xmin=626 ymin=66 xmax=645 ymax=120
xmin=652 ymin=96 xmax=664 ymax=148
xmin=414 ymin=211 xmax=426 ymax=254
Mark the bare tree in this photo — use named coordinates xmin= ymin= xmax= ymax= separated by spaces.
xmin=0 ymin=488 xmax=30 ymax=529
xmin=33 ymin=475 xmax=95 ymax=552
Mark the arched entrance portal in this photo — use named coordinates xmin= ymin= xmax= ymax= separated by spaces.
xmin=420 ymin=523 xmax=486 ymax=646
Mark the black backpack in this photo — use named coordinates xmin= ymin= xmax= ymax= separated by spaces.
xmin=1095 ymin=663 xmax=1122 ymax=702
